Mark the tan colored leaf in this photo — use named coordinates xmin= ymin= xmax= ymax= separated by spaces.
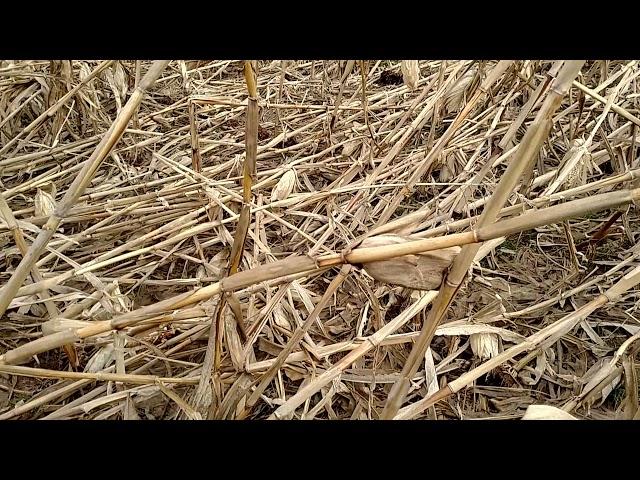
xmin=444 ymin=68 xmax=477 ymax=114
xmin=271 ymin=168 xmax=296 ymax=203
xmin=470 ymin=332 xmax=500 ymax=360
xmin=35 ymin=188 xmax=55 ymax=217
xmin=401 ymin=61 xmax=420 ymax=91
xmin=522 ymin=405 xmax=577 ymax=420
xmin=424 ymin=348 xmax=439 ymax=396
xmin=272 ymin=305 xmax=291 ymax=329
xmin=361 ymin=234 xmax=460 ymax=290
xmin=85 ymin=344 xmax=115 ymax=373
xmin=224 ymin=311 xmax=245 ymax=371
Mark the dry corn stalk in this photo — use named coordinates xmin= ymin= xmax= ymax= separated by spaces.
xmin=361 ymin=235 xmax=460 ymax=290
xmin=380 ymin=60 xmax=586 ymax=420
xmin=1 ymin=185 xmax=638 ymax=368
xmin=401 ymin=61 xmax=420 ymax=91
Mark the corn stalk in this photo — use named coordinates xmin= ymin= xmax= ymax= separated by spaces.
xmin=396 ymin=263 xmax=640 ymax=419
xmin=4 ymin=184 xmax=640 ymax=367
xmin=192 ymin=60 xmax=259 ymax=416
xmin=0 ymin=60 xmax=171 ymax=320
xmin=380 ymin=60 xmax=586 ymax=419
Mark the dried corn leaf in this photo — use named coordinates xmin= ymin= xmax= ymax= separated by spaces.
xmin=272 ymin=304 xmax=291 ymax=329
xmin=444 ymin=68 xmax=477 ymax=114
xmin=113 ymin=62 xmax=128 ymax=102
xmin=35 ymin=188 xmax=55 ymax=217
xmin=424 ymin=348 xmax=439 ymax=396
xmin=470 ymin=332 xmax=500 ymax=359
xmin=522 ymin=405 xmax=577 ymax=420
xmin=271 ymin=168 xmax=296 ymax=203
xmin=85 ymin=344 xmax=115 ymax=373
xmin=361 ymin=235 xmax=460 ymax=290
xmin=401 ymin=61 xmax=420 ymax=91
xmin=225 ymin=311 xmax=245 ymax=371
xmin=581 ymin=356 xmax=622 ymax=407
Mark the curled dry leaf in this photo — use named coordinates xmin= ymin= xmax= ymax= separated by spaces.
xmin=361 ymin=234 xmax=460 ymax=290
xmin=470 ymin=332 xmax=500 ymax=359
xmin=272 ymin=304 xmax=291 ymax=329
xmin=341 ymin=139 xmax=360 ymax=157
xmin=436 ymin=321 xmax=524 ymax=343
xmin=444 ymin=68 xmax=477 ymax=114
xmin=424 ymin=348 xmax=439 ymax=396
xmin=113 ymin=62 xmax=128 ymax=101
xmin=401 ymin=61 xmax=420 ymax=91
xmin=35 ymin=188 xmax=56 ymax=217
xmin=271 ymin=168 xmax=296 ymax=203
xmin=581 ymin=356 xmax=622 ymax=407
xmin=522 ymin=405 xmax=577 ymax=420
xmin=438 ymin=152 xmax=458 ymax=183
xmin=85 ymin=344 xmax=115 ymax=373
xmin=563 ymin=138 xmax=593 ymax=189
xmin=224 ymin=311 xmax=245 ymax=371
xmin=78 ymin=62 xmax=100 ymax=107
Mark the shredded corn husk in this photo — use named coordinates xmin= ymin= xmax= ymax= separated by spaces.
xmin=522 ymin=405 xmax=578 ymax=420
xmin=444 ymin=68 xmax=478 ymax=114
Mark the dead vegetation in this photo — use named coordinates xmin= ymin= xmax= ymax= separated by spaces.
xmin=0 ymin=59 xmax=639 ymax=420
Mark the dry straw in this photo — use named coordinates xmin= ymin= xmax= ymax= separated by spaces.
xmin=1 ymin=60 xmax=639 ymax=420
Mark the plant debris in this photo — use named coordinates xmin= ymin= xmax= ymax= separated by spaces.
xmin=1 ymin=59 xmax=639 ymax=420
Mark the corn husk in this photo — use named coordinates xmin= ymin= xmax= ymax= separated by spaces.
xmin=224 ymin=311 xmax=245 ymax=371
xmin=581 ymin=356 xmax=622 ymax=407
xmin=522 ymin=405 xmax=578 ymax=420
xmin=271 ymin=168 xmax=296 ymax=203
xmin=470 ymin=332 xmax=500 ymax=359
xmin=85 ymin=344 xmax=115 ymax=373
xmin=361 ymin=234 xmax=460 ymax=290
xmin=563 ymin=138 xmax=593 ymax=190
xmin=35 ymin=188 xmax=56 ymax=217
xmin=401 ymin=61 xmax=420 ymax=91
xmin=113 ymin=62 xmax=128 ymax=100
xmin=79 ymin=61 xmax=101 ymax=108
xmin=544 ymin=137 xmax=594 ymax=195
xmin=272 ymin=304 xmax=291 ymax=329
xmin=438 ymin=152 xmax=458 ymax=183
xmin=104 ymin=62 xmax=128 ymax=110
xmin=444 ymin=68 xmax=477 ymax=114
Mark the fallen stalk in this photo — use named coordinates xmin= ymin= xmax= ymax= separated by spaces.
xmin=395 ymin=263 xmax=640 ymax=419
xmin=0 ymin=60 xmax=171 ymax=319
xmin=380 ymin=60 xmax=586 ymax=419
xmin=0 ymin=364 xmax=199 ymax=385
xmin=0 ymin=185 xmax=635 ymax=366
xmin=268 ymin=290 xmax=438 ymax=419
